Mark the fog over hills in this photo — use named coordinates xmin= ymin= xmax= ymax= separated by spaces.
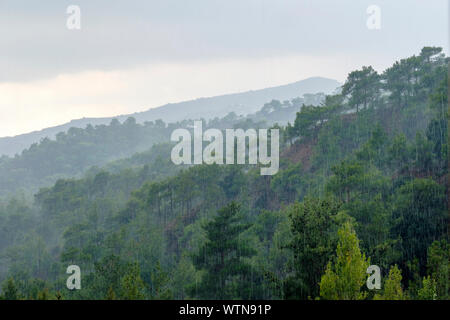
xmin=0 ymin=77 xmax=340 ymax=156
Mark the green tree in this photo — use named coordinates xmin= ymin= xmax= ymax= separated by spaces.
xmin=356 ymin=124 xmax=387 ymax=168
xmin=392 ymin=179 xmax=447 ymax=273
xmin=87 ymin=255 xmax=127 ymax=299
xmin=285 ymin=197 xmax=341 ymax=299
xmin=342 ymin=66 xmax=380 ymax=112
xmin=326 ymin=160 xmax=387 ymax=204
xmin=150 ymin=261 xmax=172 ymax=299
xmin=106 ymin=286 xmax=116 ymax=300
xmin=192 ymin=202 xmax=256 ymax=299
xmin=270 ymin=161 xmax=303 ymax=203
xmin=293 ymin=105 xmax=327 ymax=138
xmin=120 ymin=262 xmax=146 ymax=300
xmin=426 ymin=240 xmax=449 ymax=299
xmin=37 ymin=288 xmax=50 ymax=300
xmin=374 ymin=265 xmax=405 ymax=300
xmin=319 ymin=223 xmax=369 ymax=300
xmin=1 ymin=278 xmax=20 ymax=300
xmin=417 ymin=276 xmax=437 ymax=300
xmin=388 ymin=134 xmax=411 ymax=175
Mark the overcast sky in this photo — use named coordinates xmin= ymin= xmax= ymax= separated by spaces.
xmin=0 ymin=0 xmax=448 ymax=137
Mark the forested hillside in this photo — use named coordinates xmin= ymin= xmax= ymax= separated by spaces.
xmin=0 ymin=92 xmax=326 ymax=199
xmin=0 ymin=77 xmax=338 ymax=157
xmin=0 ymin=47 xmax=448 ymax=300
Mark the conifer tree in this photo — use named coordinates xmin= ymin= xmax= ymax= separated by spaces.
xmin=192 ymin=202 xmax=256 ymax=299
xmin=120 ymin=262 xmax=146 ymax=300
xmin=417 ymin=276 xmax=437 ymax=300
xmin=374 ymin=265 xmax=405 ymax=300
xmin=1 ymin=278 xmax=19 ymax=300
xmin=319 ymin=223 xmax=369 ymax=300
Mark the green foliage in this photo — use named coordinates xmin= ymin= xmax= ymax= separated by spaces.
xmin=149 ymin=261 xmax=172 ymax=299
xmin=392 ymin=179 xmax=447 ymax=272
xmin=0 ymin=47 xmax=447 ymax=301
xmin=293 ymin=105 xmax=328 ymax=138
xmin=417 ymin=276 xmax=437 ymax=300
xmin=270 ymin=161 xmax=303 ymax=203
xmin=285 ymin=197 xmax=341 ymax=299
xmin=192 ymin=202 xmax=257 ymax=299
xmin=119 ymin=262 xmax=146 ymax=300
xmin=0 ymin=118 xmax=172 ymax=197
xmin=319 ymin=223 xmax=369 ymax=300
xmin=326 ymin=160 xmax=386 ymax=203
xmin=374 ymin=265 xmax=405 ymax=300
xmin=426 ymin=240 xmax=449 ymax=299
xmin=1 ymin=278 xmax=20 ymax=300
xmin=342 ymin=66 xmax=380 ymax=112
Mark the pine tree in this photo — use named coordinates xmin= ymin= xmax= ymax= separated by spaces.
xmin=192 ymin=202 xmax=256 ymax=299
xmin=426 ymin=239 xmax=449 ymax=299
xmin=150 ymin=261 xmax=172 ymax=299
xmin=37 ymin=288 xmax=50 ymax=300
xmin=285 ymin=197 xmax=341 ymax=299
xmin=119 ymin=262 xmax=146 ymax=300
xmin=1 ymin=278 xmax=19 ymax=300
xmin=374 ymin=265 xmax=405 ymax=300
xmin=106 ymin=286 xmax=116 ymax=300
xmin=319 ymin=223 xmax=369 ymax=300
xmin=417 ymin=276 xmax=437 ymax=300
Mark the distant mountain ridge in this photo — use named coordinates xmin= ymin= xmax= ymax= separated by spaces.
xmin=0 ymin=77 xmax=340 ymax=156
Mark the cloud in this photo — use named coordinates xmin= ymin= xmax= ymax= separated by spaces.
xmin=0 ymin=0 xmax=447 ymax=136
xmin=0 ymin=52 xmax=382 ymax=137
xmin=0 ymin=0 xmax=447 ymax=82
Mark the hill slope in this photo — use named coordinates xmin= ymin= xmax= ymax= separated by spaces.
xmin=0 ymin=47 xmax=447 ymax=300
xmin=0 ymin=77 xmax=340 ymax=156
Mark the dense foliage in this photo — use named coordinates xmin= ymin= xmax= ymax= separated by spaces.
xmin=0 ymin=47 xmax=448 ymax=300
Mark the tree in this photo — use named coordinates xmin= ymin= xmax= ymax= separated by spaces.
xmin=192 ymin=202 xmax=256 ymax=299
xmin=284 ymin=122 xmax=296 ymax=146
xmin=356 ymin=124 xmax=387 ymax=168
xmin=293 ymin=105 xmax=327 ymax=138
xmin=150 ymin=261 xmax=172 ymax=299
xmin=426 ymin=240 xmax=449 ymax=299
xmin=88 ymin=255 xmax=127 ymax=299
xmin=388 ymin=134 xmax=411 ymax=175
xmin=426 ymin=75 xmax=448 ymax=175
xmin=417 ymin=276 xmax=437 ymax=300
xmin=1 ymin=278 xmax=20 ymax=300
xmin=106 ymin=286 xmax=116 ymax=300
xmin=326 ymin=160 xmax=385 ymax=203
xmin=392 ymin=179 xmax=447 ymax=273
xmin=342 ymin=66 xmax=380 ymax=112
xmin=319 ymin=223 xmax=369 ymax=300
xmin=37 ymin=288 xmax=50 ymax=300
xmin=270 ymin=161 xmax=303 ymax=203
xmin=120 ymin=262 xmax=146 ymax=300
xmin=383 ymin=57 xmax=417 ymax=109
xmin=285 ymin=197 xmax=341 ymax=299
xmin=374 ymin=265 xmax=405 ymax=300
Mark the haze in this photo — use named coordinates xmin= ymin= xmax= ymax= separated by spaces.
xmin=0 ymin=0 xmax=447 ymax=137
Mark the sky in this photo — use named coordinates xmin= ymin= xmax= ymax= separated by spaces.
xmin=0 ymin=0 xmax=448 ymax=137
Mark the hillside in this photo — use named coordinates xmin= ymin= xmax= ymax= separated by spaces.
xmin=0 ymin=77 xmax=340 ymax=157
xmin=0 ymin=92 xmax=326 ymax=199
xmin=0 ymin=47 xmax=447 ymax=301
